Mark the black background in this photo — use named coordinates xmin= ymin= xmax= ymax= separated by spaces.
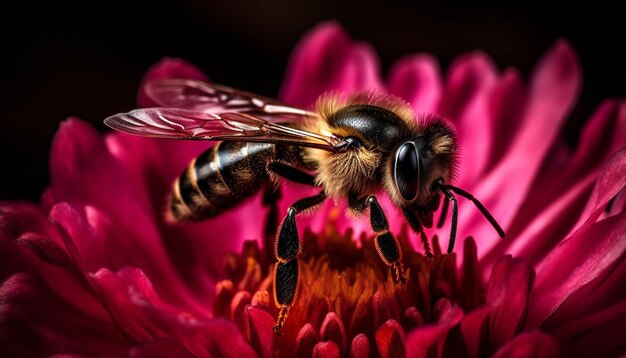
xmin=1 ymin=2 xmax=624 ymax=202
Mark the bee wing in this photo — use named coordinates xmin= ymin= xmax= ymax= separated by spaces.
xmin=104 ymin=107 xmax=347 ymax=152
xmin=144 ymin=78 xmax=314 ymax=117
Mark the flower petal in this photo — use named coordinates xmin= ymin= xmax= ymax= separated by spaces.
xmin=438 ymin=51 xmax=498 ymax=189
xmin=482 ymin=99 xmax=626 ymax=270
xmin=550 ymin=300 xmax=626 ymax=358
xmin=89 ymin=267 xmax=255 ymax=357
xmin=312 ymin=341 xmax=340 ymax=358
xmin=349 ymin=333 xmax=370 ymax=358
xmin=279 ymin=21 xmax=383 ymax=107
xmin=16 ymin=232 xmax=73 ymax=269
xmin=460 ymin=237 xmax=483 ymax=310
xmin=484 ymin=69 xmax=525 ymax=171
xmin=485 ymin=255 xmax=535 ymax=354
xmin=137 ymin=58 xmax=208 ymax=108
xmin=88 ymin=267 xmax=170 ymax=341
xmin=542 ymin=250 xmax=626 ymax=331
xmin=320 ymin=312 xmax=347 ymax=354
xmin=0 ymin=202 xmax=61 ymax=277
xmin=529 ymin=211 xmax=626 ymax=327
xmin=492 ymin=331 xmax=560 ymax=358
xmin=0 ymin=273 xmax=128 ymax=356
xmin=405 ymin=301 xmax=463 ymax=358
xmin=51 ymin=120 xmax=212 ymax=315
xmin=388 ymin=54 xmax=442 ymax=114
xmin=459 ymin=306 xmax=492 ymax=358
xmin=129 ymin=339 xmax=195 ymax=358
xmin=459 ymin=41 xmax=582 ymax=256
xmin=375 ymin=319 xmax=406 ymax=358
xmin=243 ymin=305 xmax=274 ymax=358
xmin=529 ymin=149 xmax=626 ymax=326
xmin=295 ymin=323 xmax=319 ymax=358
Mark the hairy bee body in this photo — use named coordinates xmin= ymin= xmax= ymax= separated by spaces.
xmin=169 ymin=141 xmax=306 ymax=221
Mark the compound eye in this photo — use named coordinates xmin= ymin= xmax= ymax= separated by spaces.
xmin=393 ymin=142 xmax=419 ymax=201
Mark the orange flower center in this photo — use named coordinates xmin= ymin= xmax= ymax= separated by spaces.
xmin=212 ymin=214 xmax=481 ymax=356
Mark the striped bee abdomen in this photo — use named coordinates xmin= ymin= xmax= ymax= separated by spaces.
xmin=168 ymin=141 xmax=275 ymax=221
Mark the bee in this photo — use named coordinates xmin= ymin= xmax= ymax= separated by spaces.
xmin=104 ymin=79 xmax=504 ymax=335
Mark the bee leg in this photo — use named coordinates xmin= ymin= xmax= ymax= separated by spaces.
xmin=447 ymin=185 xmax=505 ymax=238
xmin=402 ymin=208 xmax=433 ymax=258
xmin=267 ymin=161 xmax=318 ymax=186
xmin=437 ymin=184 xmax=458 ymax=253
xmin=437 ymin=194 xmax=450 ymax=228
xmin=273 ymin=190 xmax=326 ymax=336
xmin=262 ymin=187 xmax=281 ymax=262
xmin=351 ymin=195 xmax=407 ymax=284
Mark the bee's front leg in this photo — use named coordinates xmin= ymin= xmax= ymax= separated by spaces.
xmin=272 ymin=190 xmax=326 ymax=336
xmin=350 ymin=195 xmax=407 ymax=284
xmin=403 ymin=208 xmax=433 ymax=258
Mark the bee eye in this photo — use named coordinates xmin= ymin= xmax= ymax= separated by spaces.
xmin=393 ymin=142 xmax=420 ymax=201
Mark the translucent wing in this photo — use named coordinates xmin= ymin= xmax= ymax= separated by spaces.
xmin=104 ymin=108 xmax=347 ymax=152
xmin=144 ymin=78 xmax=315 ymax=117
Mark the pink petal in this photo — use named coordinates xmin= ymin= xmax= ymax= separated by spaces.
xmin=459 ymin=306 xmax=492 ymax=358
xmin=492 ymin=331 xmax=560 ymax=358
xmin=16 ymin=232 xmax=73 ymax=269
xmin=388 ymin=54 xmax=442 ymax=114
xmin=529 ymin=149 xmax=626 ymax=327
xmin=243 ymin=305 xmax=274 ymax=358
xmin=543 ymin=248 xmax=626 ymax=331
xmin=484 ymin=69 xmax=525 ymax=171
xmin=89 ymin=267 xmax=255 ymax=357
xmin=137 ymin=58 xmax=208 ymax=108
xmin=349 ymin=333 xmax=370 ymax=358
xmin=459 ymin=237 xmax=484 ymax=311
xmin=129 ymin=339 xmax=195 ymax=358
xmin=482 ymin=99 xmax=626 ymax=270
xmin=312 ymin=341 xmax=340 ymax=358
xmin=319 ymin=312 xmax=347 ymax=354
xmin=405 ymin=301 xmax=463 ymax=358
xmin=438 ymin=51 xmax=498 ymax=189
xmin=459 ymin=40 xmax=582 ymax=257
xmin=49 ymin=119 xmax=154 ymax=238
xmin=50 ymin=120 xmax=211 ymax=315
xmin=279 ymin=21 xmax=383 ymax=107
xmin=529 ymin=212 xmax=626 ymax=328
xmin=295 ymin=323 xmax=319 ymax=358
xmin=230 ymin=290 xmax=251 ymax=329
xmin=485 ymin=256 xmax=535 ymax=354
xmin=0 ymin=202 xmax=63 ymax=276
xmin=402 ymin=306 xmax=424 ymax=331
xmin=375 ymin=319 xmax=406 ymax=358
xmin=550 ymin=300 xmax=626 ymax=358
xmin=0 ymin=273 xmax=128 ymax=356
xmin=88 ymin=267 xmax=169 ymax=341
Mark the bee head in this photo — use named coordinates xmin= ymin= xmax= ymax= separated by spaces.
xmin=386 ymin=116 xmax=458 ymax=207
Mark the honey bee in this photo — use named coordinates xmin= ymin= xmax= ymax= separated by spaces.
xmin=104 ymin=79 xmax=504 ymax=335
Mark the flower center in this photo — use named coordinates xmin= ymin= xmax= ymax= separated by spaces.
xmin=212 ymin=213 xmax=481 ymax=356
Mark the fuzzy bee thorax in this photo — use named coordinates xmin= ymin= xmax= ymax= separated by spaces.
xmin=307 ymin=146 xmax=382 ymax=200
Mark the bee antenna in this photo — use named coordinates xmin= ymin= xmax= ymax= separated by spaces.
xmin=446 ymin=185 xmax=505 ymax=238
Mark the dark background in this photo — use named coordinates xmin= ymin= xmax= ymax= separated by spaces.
xmin=1 ymin=2 xmax=624 ymax=202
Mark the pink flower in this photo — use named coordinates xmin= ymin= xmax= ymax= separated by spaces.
xmin=1 ymin=22 xmax=625 ymax=357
